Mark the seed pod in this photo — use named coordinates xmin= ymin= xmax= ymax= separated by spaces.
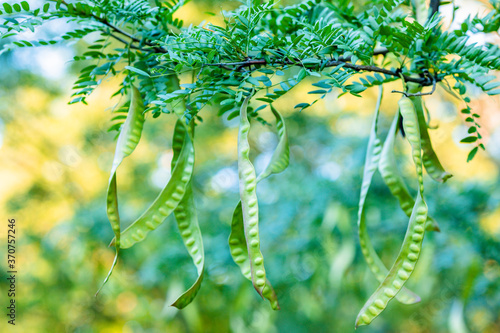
xmin=356 ymin=96 xmax=429 ymax=327
xmin=97 ymin=86 xmax=145 ymax=295
xmin=233 ymin=96 xmax=278 ymax=304
xmin=408 ymin=83 xmax=452 ymax=183
xmin=379 ymin=112 xmax=440 ymax=232
xmin=170 ymin=120 xmax=204 ymax=309
xmin=114 ymin=124 xmax=194 ymax=248
xmin=229 ymin=104 xmax=288 ymax=310
xmin=357 ymin=87 xmax=421 ymax=305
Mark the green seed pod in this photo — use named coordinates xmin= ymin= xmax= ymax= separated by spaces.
xmin=408 ymin=83 xmax=452 ymax=183
xmin=356 ymin=187 xmax=428 ymax=327
xmin=232 ymin=96 xmax=279 ymax=304
xmin=170 ymin=120 xmax=205 ymax=309
xmin=97 ymin=86 xmax=145 ymax=295
xmin=379 ymin=111 xmax=440 ymax=232
xmin=229 ymin=104 xmax=289 ymax=310
xmin=356 ymin=96 xmax=429 ymax=327
xmin=357 ymin=87 xmax=422 ymax=305
xmin=399 ymin=96 xmax=425 ymax=193
xmin=115 ymin=124 xmax=194 ymax=248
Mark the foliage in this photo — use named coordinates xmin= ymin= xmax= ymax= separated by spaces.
xmin=1 ymin=0 xmax=500 ymax=328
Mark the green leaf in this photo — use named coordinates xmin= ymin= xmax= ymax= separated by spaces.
xmin=247 ymin=77 xmax=260 ymax=86
xmin=2 ymin=3 xmax=13 ymax=13
xmin=124 ymin=66 xmax=150 ymax=77
xmin=308 ymin=89 xmax=327 ymax=94
xmin=487 ymin=89 xmax=500 ymax=95
xmin=220 ymin=99 xmax=235 ymax=106
xmin=460 ymin=136 xmax=478 ymax=143
xmin=467 ymin=147 xmax=478 ymax=162
xmin=294 ymin=103 xmax=309 ymax=109
xmin=20 ymin=1 xmax=29 ymax=11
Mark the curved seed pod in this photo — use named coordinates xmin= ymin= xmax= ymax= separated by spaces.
xmin=356 ymin=97 xmax=428 ymax=327
xmin=255 ymin=105 xmax=290 ymax=182
xmin=114 ymin=125 xmax=194 ymax=249
xmin=169 ymin=120 xmax=204 ymax=309
xmin=399 ymin=97 xmax=425 ymax=192
xmin=97 ymin=86 xmax=145 ymax=295
xmin=408 ymin=84 xmax=452 ymax=183
xmin=235 ymin=95 xmax=273 ymax=300
xmin=355 ymin=194 xmax=428 ymax=327
xmin=379 ymin=112 xmax=439 ymax=232
xmin=357 ymin=87 xmax=421 ymax=305
xmin=229 ymin=202 xmax=280 ymax=309
xmin=229 ymin=105 xmax=288 ymax=310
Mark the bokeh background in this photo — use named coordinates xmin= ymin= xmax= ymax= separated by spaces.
xmin=0 ymin=0 xmax=499 ymax=332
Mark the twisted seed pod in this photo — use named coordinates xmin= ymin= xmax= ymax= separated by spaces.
xmin=356 ymin=97 xmax=428 ymax=327
xmin=113 ymin=125 xmax=194 ymax=248
xmin=97 ymin=86 xmax=145 ymax=294
xmin=256 ymin=106 xmax=290 ymax=182
xmin=234 ymin=95 xmax=275 ymax=301
xmin=379 ymin=111 xmax=439 ymax=232
xmin=229 ymin=105 xmax=289 ymax=310
xmin=408 ymin=83 xmax=452 ymax=183
xmin=400 ymin=97 xmax=425 ymax=192
xmin=169 ymin=120 xmax=204 ymax=309
xmin=357 ymin=87 xmax=421 ymax=305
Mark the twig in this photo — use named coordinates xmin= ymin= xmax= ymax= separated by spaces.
xmin=51 ymin=0 xmax=166 ymax=54
xmin=206 ymin=58 xmax=438 ymax=86
xmin=196 ymin=64 xmax=205 ymax=81
xmin=107 ymin=33 xmax=142 ymax=51
xmin=392 ymin=76 xmax=437 ymax=96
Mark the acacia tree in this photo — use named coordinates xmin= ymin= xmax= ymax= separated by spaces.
xmin=2 ymin=0 xmax=499 ymax=327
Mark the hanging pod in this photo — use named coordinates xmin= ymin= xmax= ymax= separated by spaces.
xmin=357 ymin=87 xmax=422 ymax=305
xmin=356 ymin=96 xmax=428 ymax=327
xmin=407 ymin=83 xmax=452 ymax=183
xmin=112 ymin=124 xmax=194 ymax=248
xmin=229 ymin=104 xmax=289 ymax=310
xmin=166 ymin=73 xmax=205 ymax=309
xmin=228 ymin=96 xmax=287 ymax=308
xmin=379 ymin=112 xmax=440 ymax=232
xmin=169 ymin=119 xmax=205 ymax=309
xmin=97 ymin=86 xmax=145 ymax=295
xmin=106 ymin=73 xmax=205 ymax=308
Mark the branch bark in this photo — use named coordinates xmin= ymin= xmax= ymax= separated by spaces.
xmin=206 ymin=56 xmax=437 ymax=86
xmin=429 ymin=0 xmax=441 ymax=19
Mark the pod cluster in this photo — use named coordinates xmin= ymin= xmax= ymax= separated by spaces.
xmin=98 ymin=80 xmax=449 ymax=324
xmin=99 ymin=87 xmax=289 ymax=310
xmin=99 ymin=84 xmax=204 ymax=308
xmin=355 ymin=86 xmax=451 ymax=327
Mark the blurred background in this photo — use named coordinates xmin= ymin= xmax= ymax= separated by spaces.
xmin=0 ymin=0 xmax=499 ymax=332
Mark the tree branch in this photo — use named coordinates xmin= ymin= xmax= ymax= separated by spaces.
xmin=98 ymin=18 xmax=165 ymax=53
xmin=429 ymin=0 xmax=441 ymax=19
xmin=206 ymin=57 xmax=437 ymax=86
xmin=106 ymin=33 xmax=142 ymax=51
xmin=52 ymin=0 xmax=432 ymax=86
xmin=392 ymin=76 xmax=437 ymax=96
xmin=52 ymin=0 xmax=166 ymax=53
